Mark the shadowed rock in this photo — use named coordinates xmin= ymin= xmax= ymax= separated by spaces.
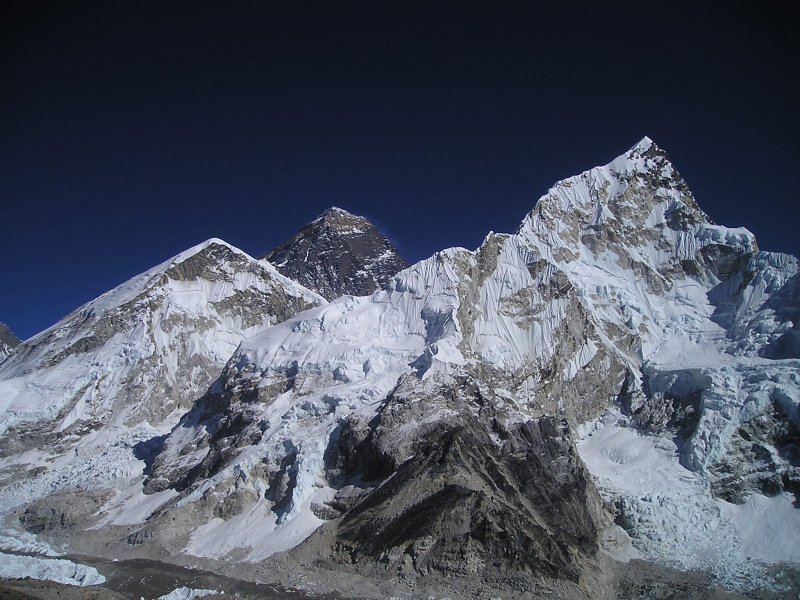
xmin=260 ymin=207 xmax=409 ymax=300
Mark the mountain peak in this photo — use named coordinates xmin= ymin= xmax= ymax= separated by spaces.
xmin=517 ymin=137 xmax=751 ymax=276
xmin=0 ymin=322 xmax=21 ymax=346
xmin=312 ymin=206 xmax=369 ymax=235
xmin=318 ymin=206 xmax=356 ymax=220
xmin=0 ymin=322 xmax=21 ymax=361
xmin=631 ymin=135 xmax=654 ymax=152
xmin=260 ymin=209 xmax=409 ymax=300
xmin=608 ymin=136 xmax=676 ymax=179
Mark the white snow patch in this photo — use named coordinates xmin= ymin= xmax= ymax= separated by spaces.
xmin=98 ymin=486 xmax=178 ymax=527
xmin=723 ymin=492 xmax=800 ymax=564
xmin=157 ymin=587 xmax=220 ymax=600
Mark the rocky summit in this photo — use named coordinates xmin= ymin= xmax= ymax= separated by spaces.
xmin=259 ymin=206 xmax=410 ymax=300
xmin=0 ymin=323 xmax=20 ymax=361
xmin=0 ymin=139 xmax=798 ymax=600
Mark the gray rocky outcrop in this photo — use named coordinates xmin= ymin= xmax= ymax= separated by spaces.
xmin=19 ymin=489 xmax=115 ymax=535
xmin=322 ymin=376 xmax=605 ymax=585
xmin=0 ymin=322 xmax=20 ymax=361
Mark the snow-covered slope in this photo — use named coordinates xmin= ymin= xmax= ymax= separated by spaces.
xmin=260 ymin=207 xmax=410 ymax=300
xmin=0 ymin=239 xmax=324 ymax=553
xmin=129 ymin=138 xmax=798 ymax=591
xmin=0 ymin=239 xmax=323 ymax=438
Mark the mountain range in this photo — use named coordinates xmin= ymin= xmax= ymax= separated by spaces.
xmin=0 ymin=138 xmax=798 ymax=599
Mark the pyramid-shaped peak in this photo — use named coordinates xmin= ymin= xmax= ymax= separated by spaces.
xmin=0 ymin=322 xmax=21 ymax=357
xmin=620 ymin=135 xmax=666 ymax=161
xmin=319 ymin=206 xmax=358 ymax=220
xmin=310 ymin=207 xmax=375 ymax=237
xmin=630 ymin=135 xmax=654 ymax=152
xmin=518 ymin=137 xmax=715 ymax=245
xmin=260 ymin=207 xmax=409 ymax=300
xmin=606 ymin=136 xmax=680 ymax=183
xmin=313 ymin=207 xmax=369 ymax=228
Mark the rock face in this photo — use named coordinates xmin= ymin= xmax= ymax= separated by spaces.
xmin=260 ymin=207 xmax=410 ymax=300
xmin=141 ymin=369 xmax=607 ymax=589
xmin=0 ymin=322 xmax=21 ymax=361
xmin=1 ymin=139 xmax=799 ymax=597
xmin=325 ymin=378 xmax=605 ymax=586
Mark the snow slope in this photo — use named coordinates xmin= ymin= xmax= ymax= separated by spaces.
xmin=0 ymin=239 xmax=324 ymax=563
xmin=0 ymin=239 xmax=323 ymax=437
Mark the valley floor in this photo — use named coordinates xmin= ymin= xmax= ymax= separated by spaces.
xmin=3 ymin=552 xmax=799 ymax=600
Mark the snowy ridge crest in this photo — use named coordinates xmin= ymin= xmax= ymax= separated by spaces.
xmin=0 ymin=238 xmax=324 ymax=488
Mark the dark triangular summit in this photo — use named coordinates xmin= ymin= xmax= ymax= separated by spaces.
xmin=259 ymin=207 xmax=410 ymax=300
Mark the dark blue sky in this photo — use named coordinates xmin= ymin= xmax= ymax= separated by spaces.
xmin=2 ymin=2 xmax=798 ymax=341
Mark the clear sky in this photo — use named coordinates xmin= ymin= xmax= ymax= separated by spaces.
xmin=1 ymin=2 xmax=798 ymax=341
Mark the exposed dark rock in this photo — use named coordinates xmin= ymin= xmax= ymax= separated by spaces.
xmin=317 ymin=377 xmax=606 ymax=585
xmin=620 ymin=368 xmax=707 ymax=446
xmin=0 ymin=322 xmax=21 ymax=349
xmin=710 ymin=398 xmax=800 ymax=504
xmin=0 ymin=322 xmax=21 ymax=360
xmin=260 ymin=207 xmax=410 ymax=300
xmin=20 ymin=489 xmax=115 ymax=534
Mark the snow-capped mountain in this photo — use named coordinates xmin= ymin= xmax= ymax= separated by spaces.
xmin=0 ymin=139 xmax=798 ymax=598
xmin=0 ymin=323 xmax=21 ymax=361
xmin=0 ymin=239 xmax=323 ymax=438
xmin=260 ymin=206 xmax=410 ymax=300
xmin=134 ymin=139 xmax=799 ymax=592
xmin=0 ymin=240 xmax=323 ymax=538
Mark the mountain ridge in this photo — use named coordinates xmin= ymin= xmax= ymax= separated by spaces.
xmin=0 ymin=238 xmax=324 ymax=493
xmin=133 ymin=138 xmax=798 ymax=591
